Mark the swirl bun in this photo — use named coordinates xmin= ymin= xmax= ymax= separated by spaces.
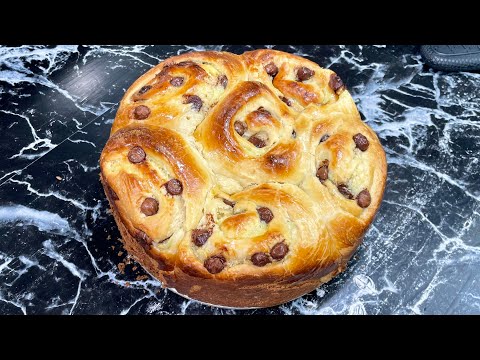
xmin=100 ymin=49 xmax=387 ymax=308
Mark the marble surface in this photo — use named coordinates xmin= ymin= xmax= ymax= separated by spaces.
xmin=1 ymin=45 xmax=479 ymax=315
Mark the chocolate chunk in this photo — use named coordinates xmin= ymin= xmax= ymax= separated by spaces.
xmin=337 ymin=184 xmax=354 ymax=199
xmin=218 ymin=75 xmax=228 ymax=88
xmin=280 ymin=96 xmax=292 ymax=106
xmin=133 ymin=105 xmax=151 ymax=120
xmin=264 ymin=62 xmax=278 ymax=77
xmin=270 ymin=242 xmax=288 ymax=260
xmin=138 ymin=85 xmax=151 ymax=94
xmin=170 ymin=77 xmax=184 ymax=87
xmin=353 ymin=133 xmax=369 ymax=151
xmin=292 ymin=130 xmax=297 ymax=138
xmin=128 ymin=146 xmax=146 ymax=164
xmin=183 ymin=94 xmax=203 ymax=111
xmin=248 ymin=134 xmax=267 ymax=148
xmin=192 ymin=228 xmax=213 ymax=247
xmin=329 ymin=73 xmax=345 ymax=94
xmin=204 ymin=255 xmax=226 ymax=274
xmin=356 ymin=189 xmax=371 ymax=208
xmin=257 ymin=207 xmax=274 ymax=223
xmin=296 ymin=67 xmax=315 ymax=82
xmin=255 ymin=107 xmax=271 ymax=117
xmin=251 ymin=252 xmax=271 ymax=267
xmin=134 ymin=229 xmax=152 ymax=251
xmin=165 ymin=179 xmax=183 ymax=195
xmin=223 ymin=198 xmax=235 ymax=207
xmin=320 ymin=134 xmax=330 ymax=143
xmin=316 ymin=164 xmax=329 ymax=182
xmin=141 ymin=197 xmax=159 ymax=216
xmin=234 ymin=121 xmax=247 ymax=136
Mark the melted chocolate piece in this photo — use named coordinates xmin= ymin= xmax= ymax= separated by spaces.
xmin=251 ymin=252 xmax=271 ymax=267
xmin=296 ymin=67 xmax=315 ymax=81
xmin=165 ymin=179 xmax=183 ymax=195
xmin=270 ymin=242 xmax=288 ymax=260
xmin=133 ymin=105 xmax=151 ymax=120
xmin=264 ymin=62 xmax=279 ymax=77
xmin=128 ymin=146 xmax=146 ymax=164
xmin=353 ymin=133 xmax=369 ymax=151
xmin=141 ymin=197 xmax=159 ymax=216
xmin=183 ymin=94 xmax=203 ymax=111
xmin=356 ymin=189 xmax=371 ymax=208
xmin=257 ymin=207 xmax=274 ymax=223
xmin=204 ymin=255 xmax=226 ymax=274
xmin=170 ymin=77 xmax=184 ymax=87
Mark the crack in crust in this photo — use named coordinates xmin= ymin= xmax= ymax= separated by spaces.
xmin=99 ymin=49 xmax=387 ymax=308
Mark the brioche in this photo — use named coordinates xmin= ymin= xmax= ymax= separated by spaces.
xmin=100 ymin=49 xmax=387 ymax=308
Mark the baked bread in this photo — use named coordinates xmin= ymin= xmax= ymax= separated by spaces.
xmin=99 ymin=49 xmax=387 ymax=308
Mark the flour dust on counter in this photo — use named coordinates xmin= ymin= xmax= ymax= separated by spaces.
xmin=0 ymin=45 xmax=479 ymax=314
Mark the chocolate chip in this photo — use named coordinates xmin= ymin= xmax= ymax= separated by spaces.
xmin=359 ymin=111 xmax=366 ymax=121
xmin=248 ymin=134 xmax=267 ymax=148
xmin=192 ymin=228 xmax=213 ymax=247
xmin=183 ymin=94 xmax=203 ymax=111
xmin=257 ymin=207 xmax=274 ymax=223
xmin=264 ymin=62 xmax=278 ymax=77
xmin=270 ymin=242 xmax=288 ymax=260
xmin=251 ymin=252 xmax=271 ymax=267
xmin=133 ymin=105 xmax=151 ymax=120
xmin=134 ymin=229 xmax=152 ymax=251
xmin=223 ymin=198 xmax=235 ymax=207
xmin=138 ymin=85 xmax=151 ymax=94
xmin=296 ymin=67 xmax=315 ymax=82
xmin=280 ymin=96 xmax=292 ymax=106
xmin=128 ymin=146 xmax=146 ymax=164
xmin=165 ymin=179 xmax=183 ymax=195
xmin=356 ymin=189 xmax=371 ymax=208
xmin=329 ymin=73 xmax=345 ymax=94
xmin=234 ymin=121 xmax=247 ymax=136
xmin=218 ymin=75 xmax=228 ymax=88
xmin=204 ymin=255 xmax=226 ymax=274
xmin=141 ymin=197 xmax=159 ymax=216
xmin=337 ymin=184 xmax=354 ymax=199
xmin=255 ymin=107 xmax=271 ymax=117
xmin=170 ymin=77 xmax=184 ymax=87
xmin=292 ymin=130 xmax=297 ymax=138
xmin=353 ymin=133 xmax=369 ymax=151
xmin=320 ymin=134 xmax=330 ymax=143
xmin=316 ymin=164 xmax=329 ymax=182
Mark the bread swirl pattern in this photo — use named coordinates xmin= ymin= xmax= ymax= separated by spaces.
xmin=100 ymin=49 xmax=387 ymax=308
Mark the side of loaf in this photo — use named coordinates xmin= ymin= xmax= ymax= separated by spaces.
xmin=99 ymin=49 xmax=387 ymax=308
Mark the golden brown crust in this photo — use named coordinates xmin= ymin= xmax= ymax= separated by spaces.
xmin=100 ymin=49 xmax=387 ymax=308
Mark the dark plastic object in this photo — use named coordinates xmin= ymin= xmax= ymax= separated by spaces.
xmin=420 ymin=45 xmax=480 ymax=72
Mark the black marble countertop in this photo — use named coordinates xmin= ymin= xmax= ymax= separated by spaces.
xmin=1 ymin=45 xmax=479 ymax=315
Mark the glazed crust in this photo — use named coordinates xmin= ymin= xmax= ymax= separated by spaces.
xmin=99 ymin=49 xmax=387 ymax=308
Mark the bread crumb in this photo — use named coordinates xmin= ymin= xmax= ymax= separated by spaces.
xmin=117 ymin=263 xmax=126 ymax=274
xmin=136 ymin=275 xmax=149 ymax=281
xmin=132 ymin=266 xmax=138 ymax=271
xmin=107 ymin=234 xmax=111 ymax=240
xmin=125 ymin=282 xmax=130 ymax=287
xmin=118 ymin=251 xmax=124 ymax=257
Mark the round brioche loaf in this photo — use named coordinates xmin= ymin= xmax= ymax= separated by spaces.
xmin=100 ymin=49 xmax=387 ymax=308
